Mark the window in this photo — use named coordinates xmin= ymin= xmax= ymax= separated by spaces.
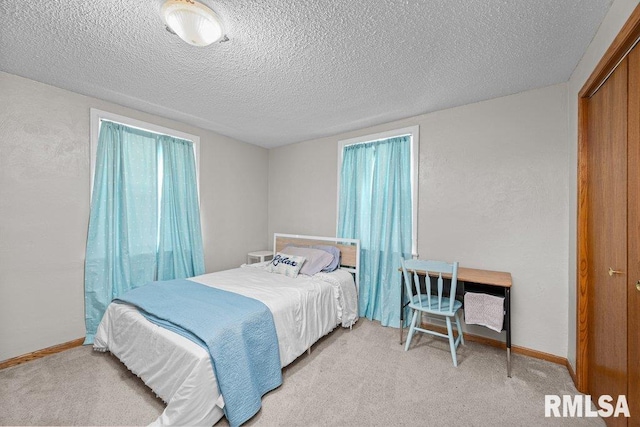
xmin=337 ymin=125 xmax=419 ymax=256
xmin=336 ymin=126 xmax=419 ymax=327
xmin=84 ymin=109 xmax=205 ymax=343
xmin=90 ymin=109 xmax=200 ymax=199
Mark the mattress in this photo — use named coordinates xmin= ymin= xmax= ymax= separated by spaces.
xmin=94 ymin=263 xmax=358 ymax=426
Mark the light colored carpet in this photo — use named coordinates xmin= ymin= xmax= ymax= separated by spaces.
xmin=0 ymin=319 xmax=604 ymax=426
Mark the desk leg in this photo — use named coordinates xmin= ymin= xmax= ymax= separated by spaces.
xmin=400 ymin=273 xmax=405 ymax=345
xmin=505 ymin=287 xmax=511 ymax=378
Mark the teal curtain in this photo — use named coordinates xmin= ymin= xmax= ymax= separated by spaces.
xmin=338 ymin=136 xmax=412 ymax=327
xmin=157 ymin=135 xmax=205 ymax=279
xmin=84 ymin=121 xmax=204 ymax=344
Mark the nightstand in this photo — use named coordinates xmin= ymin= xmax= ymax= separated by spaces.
xmin=247 ymin=250 xmax=274 ymax=264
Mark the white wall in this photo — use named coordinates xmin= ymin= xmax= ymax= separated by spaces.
xmin=270 ymin=83 xmax=570 ymax=357
xmin=566 ymin=0 xmax=639 ymax=369
xmin=0 ymin=72 xmax=269 ymax=361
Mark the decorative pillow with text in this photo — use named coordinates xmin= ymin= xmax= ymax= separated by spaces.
xmin=265 ymin=252 xmax=306 ymax=278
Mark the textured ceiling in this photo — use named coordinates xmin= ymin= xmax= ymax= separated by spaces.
xmin=0 ymin=0 xmax=612 ymax=148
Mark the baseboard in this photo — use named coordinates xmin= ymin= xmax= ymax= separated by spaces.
xmin=418 ymin=323 xmax=568 ymax=366
xmin=0 ymin=338 xmax=85 ymax=370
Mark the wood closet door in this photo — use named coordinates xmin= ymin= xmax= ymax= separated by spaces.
xmin=628 ymin=45 xmax=640 ymax=425
xmin=586 ymin=55 xmax=628 ymax=426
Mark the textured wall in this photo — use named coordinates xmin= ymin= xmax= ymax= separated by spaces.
xmin=0 ymin=72 xmax=268 ymax=361
xmin=566 ymin=0 xmax=639 ymax=370
xmin=269 ymin=83 xmax=570 ymax=357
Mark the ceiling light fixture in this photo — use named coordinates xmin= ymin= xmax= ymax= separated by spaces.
xmin=161 ymin=0 xmax=225 ymax=47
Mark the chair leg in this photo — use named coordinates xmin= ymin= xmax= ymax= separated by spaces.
xmin=446 ymin=316 xmax=458 ymax=367
xmin=455 ymin=311 xmax=464 ymax=345
xmin=404 ymin=309 xmax=418 ymax=351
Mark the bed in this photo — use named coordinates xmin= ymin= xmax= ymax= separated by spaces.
xmin=93 ymin=233 xmax=360 ymax=426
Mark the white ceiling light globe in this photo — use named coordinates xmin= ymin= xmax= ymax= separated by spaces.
xmin=162 ymin=0 xmax=224 ymax=47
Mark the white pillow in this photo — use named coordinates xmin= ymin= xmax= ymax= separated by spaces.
xmin=265 ymin=252 xmax=306 ymax=278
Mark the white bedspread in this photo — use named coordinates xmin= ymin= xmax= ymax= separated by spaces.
xmin=94 ymin=266 xmax=357 ymax=426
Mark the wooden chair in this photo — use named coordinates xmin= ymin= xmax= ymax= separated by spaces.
xmin=401 ymin=258 xmax=464 ymax=366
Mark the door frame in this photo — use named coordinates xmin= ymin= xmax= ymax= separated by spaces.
xmin=576 ymin=3 xmax=640 ymax=392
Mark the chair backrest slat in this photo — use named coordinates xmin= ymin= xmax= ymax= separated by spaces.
xmin=412 ymin=270 xmax=422 ymax=308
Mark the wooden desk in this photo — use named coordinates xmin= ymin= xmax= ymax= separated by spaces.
xmin=400 ymin=266 xmax=513 ymax=377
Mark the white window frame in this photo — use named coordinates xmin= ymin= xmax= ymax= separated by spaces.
xmin=337 ymin=125 xmax=419 ymax=257
xmin=89 ymin=108 xmax=200 ymax=200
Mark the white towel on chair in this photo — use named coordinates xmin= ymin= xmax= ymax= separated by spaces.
xmin=464 ymin=292 xmax=504 ymax=332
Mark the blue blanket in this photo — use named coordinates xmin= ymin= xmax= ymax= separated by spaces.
xmin=115 ymin=279 xmax=282 ymax=427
